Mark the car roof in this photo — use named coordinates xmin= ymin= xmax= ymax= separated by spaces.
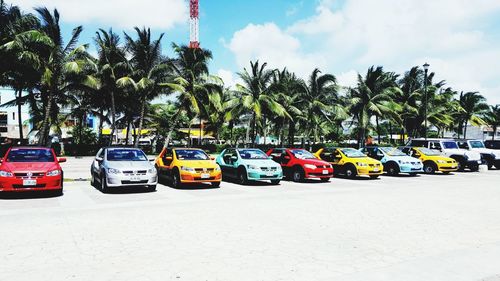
xmin=9 ymin=146 xmax=52 ymax=150
xmin=104 ymin=146 xmax=141 ymax=150
xmin=411 ymin=138 xmax=456 ymax=141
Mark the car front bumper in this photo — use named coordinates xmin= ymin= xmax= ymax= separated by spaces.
xmin=247 ymin=170 xmax=283 ymax=181
xmin=357 ymin=166 xmax=383 ymax=176
xmin=180 ymin=171 xmax=222 ymax=183
xmin=106 ymin=173 xmax=158 ymax=187
xmin=437 ymin=163 xmax=458 ymax=172
xmin=0 ymin=176 xmax=63 ymax=192
xmin=399 ymin=164 xmax=423 ymax=173
xmin=304 ymin=168 xmax=334 ymax=178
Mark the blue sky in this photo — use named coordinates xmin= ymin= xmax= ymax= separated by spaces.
xmin=10 ymin=0 xmax=500 ymax=104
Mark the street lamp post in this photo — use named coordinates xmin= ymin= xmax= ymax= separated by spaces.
xmin=423 ymin=63 xmax=430 ymax=140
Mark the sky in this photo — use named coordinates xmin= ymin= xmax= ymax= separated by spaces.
xmin=9 ymin=0 xmax=500 ymax=104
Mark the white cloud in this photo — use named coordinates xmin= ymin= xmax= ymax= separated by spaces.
xmin=217 ymin=69 xmax=241 ymax=89
xmin=225 ymin=0 xmax=500 ymax=103
xmin=337 ymin=70 xmax=358 ymax=89
xmin=11 ymin=0 xmax=188 ymax=29
xmin=226 ymin=23 xmax=326 ymax=78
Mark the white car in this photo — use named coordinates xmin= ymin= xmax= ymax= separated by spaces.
xmin=457 ymin=139 xmax=500 ymax=170
xmin=90 ymin=147 xmax=158 ymax=192
xmin=409 ymin=138 xmax=482 ymax=171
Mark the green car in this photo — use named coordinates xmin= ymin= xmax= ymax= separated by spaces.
xmin=216 ymin=148 xmax=283 ymax=185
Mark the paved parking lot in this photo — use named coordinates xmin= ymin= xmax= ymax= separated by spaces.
xmin=1 ymin=158 xmax=500 ymax=281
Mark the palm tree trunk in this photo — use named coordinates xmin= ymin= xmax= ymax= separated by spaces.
xmin=263 ymin=116 xmax=267 ymax=145
xmin=164 ymin=110 xmax=181 ymax=148
xmin=389 ymin=122 xmax=393 ymax=145
xmin=125 ymin=119 xmax=131 ymax=145
xmin=464 ymin=120 xmax=468 ymax=139
xmin=493 ymin=126 xmax=497 ymax=141
xmin=376 ymin=115 xmax=380 ymax=144
xmin=39 ymin=92 xmax=54 ymax=147
xmin=188 ymin=120 xmax=193 ymax=147
xmin=16 ymin=90 xmax=24 ymax=143
xmin=109 ymin=91 xmax=117 ymax=146
xmin=199 ymin=118 xmax=202 ymax=146
xmin=288 ymin=121 xmax=295 ymax=147
xmin=251 ymin=111 xmax=257 ymax=147
xmin=97 ymin=108 xmax=104 ymax=144
xmin=134 ymin=95 xmax=147 ymax=148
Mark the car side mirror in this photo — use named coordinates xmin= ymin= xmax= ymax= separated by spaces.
xmin=210 ymin=156 xmax=215 ymax=160
xmin=95 ymin=157 xmax=103 ymax=162
xmin=166 ymin=156 xmax=173 ymax=161
xmin=231 ymin=156 xmax=238 ymax=161
xmin=284 ymin=156 xmax=291 ymax=160
xmin=149 ymin=158 xmax=155 ymax=162
xmin=58 ymin=157 xmax=67 ymax=163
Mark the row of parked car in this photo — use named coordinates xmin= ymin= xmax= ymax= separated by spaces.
xmin=0 ymin=138 xmax=499 ymax=194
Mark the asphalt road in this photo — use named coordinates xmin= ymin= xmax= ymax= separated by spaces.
xmin=1 ymin=160 xmax=500 ymax=281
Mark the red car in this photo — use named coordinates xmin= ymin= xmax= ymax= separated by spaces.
xmin=0 ymin=147 xmax=66 ymax=194
xmin=267 ymin=148 xmax=333 ymax=182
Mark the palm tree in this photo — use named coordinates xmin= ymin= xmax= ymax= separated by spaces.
xmin=485 ymin=105 xmax=500 ymax=140
xmin=94 ymin=28 xmax=128 ymax=145
xmin=33 ymin=7 xmax=89 ymax=146
xmin=233 ymin=61 xmax=287 ymax=146
xmin=349 ymin=67 xmax=395 ymax=147
xmin=119 ymin=27 xmax=171 ymax=147
xmin=457 ymin=91 xmax=489 ymax=138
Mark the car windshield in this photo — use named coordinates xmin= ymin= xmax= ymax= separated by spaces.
xmin=340 ymin=148 xmax=365 ymax=158
xmin=238 ymin=149 xmax=269 ymax=159
xmin=175 ymin=149 xmax=210 ymax=160
xmin=442 ymin=141 xmax=459 ymax=149
xmin=419 ymin=148 xmax=441 ymax=156
xmin=107 ymin=149 xmax=147 ymax=161
xmin=470 ymin=141 xmax=485 ymax=148
xmin=290 ymin=149 xmax=316 ymax=159
xmin=6 ymin=148 xmax=55 ymax=162
xmin=379 ymin=147 xmax=406 ymax=156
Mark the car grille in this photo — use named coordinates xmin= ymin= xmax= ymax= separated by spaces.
xmin=193 ymin=176 xmax=216 ymax=180
xmin=410 ymin=162 xmax=419 ymax=165
xmin=194 ymin=168 xmax=214 ymax=173
xmin=309 ymin=172 xmax=333 ymax=176
xmin=13 ymin=184 xmax=46 ymax=188
xmin=260 ymin=167 xmax=278 ymax=171
xmin=368 ymin=164 xmax=381 ymax=167
xmin=260 ymin=175 xmax=278 ymax=179
xmin=14 ymin=172 xmax=45 ymax=178
xmin=316 ymin=165 xmax=330 ymax=169
xmin=447 ymin=161 xmax=455 ymax=163
xmin=123 ymin=170 xmax=147 ymax=175
xmin=121 ymin=180 xmax=149 ymax=184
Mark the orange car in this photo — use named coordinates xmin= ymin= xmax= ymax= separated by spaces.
xmin=155 ymin=148 xmax=222 ymax=188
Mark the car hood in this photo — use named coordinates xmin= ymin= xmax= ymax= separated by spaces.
xmin=386 ymin=155 xmax=421 ymax=163
xmin=445 ymin=148 xmax=481 ymax=160
xmin=300 ymin=158 xmax=331 ymax=166
xmin=241 ymin=159 xmax=281 ymax=168
xmin=106 ymin=161 xmax=154 ymax=170
xmin=176 ymin=160 xmax=218 ymax=169
xmin=1 ymin=162 xmax=58 ymax=172
xmin=471 ymin=148 xmax=500 ymax=158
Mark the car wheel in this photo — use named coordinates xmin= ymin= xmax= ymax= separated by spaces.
xmin=270 ymin=179 xmax=281 ymax=185
xmin=172 ymin=170 xmax=182 ymax=188
xmin=101 ymin=172 xmax=109 ymax=193
xmin=320 ymin=177 xmax=330 ymax=182
xmin=238 ymin=168 xmax=248 ymax=185
xmin=423 ymin=163 xmax=436 ymax=174
xmin=387 ymin=163 xmax=399 ymax=176
xmin=211 ymin=182 xmax=221 ymax=188
xmin=469 ymin=164 xmax=479 ymax=172
xmin=90 ymin=172 xmax=96 ymax=187
xmin=345 ymin=165 xmax=357 ymax=179
xmin=292 ymin=167 xmax=304 ymax=182
xmin=457 ymin=161 xmax=466 ymax=172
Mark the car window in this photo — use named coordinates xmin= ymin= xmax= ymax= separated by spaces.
xmin=419 ymin=147 xmax=441 ymax=156
xmin=320 ymin=148 xmax=337 ymax=162
xmin=290 ymin=149 xmax=316 ymax=159
xmin=175 ymin=149 xmax=210 ymax=160
xmin=107 ymin=149 xmax=147 ymax=161
xmin=469 ymin=141 xmax=485 ymax=148
xmin=442 ymin=141 xmax=458 ymax=149
xmin=379 ymin=147 xmax=406 ymax=156
xmin=222 ymin=149 xmax=237 ymax=165
xmin=238 ymin=149 xmax=268 ymax=159
xmin=6 ymin=148 xmax=55 ymax=162
xmin=340 ymin=148 xmax=365 ymax=158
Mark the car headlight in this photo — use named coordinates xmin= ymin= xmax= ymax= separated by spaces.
xmin=181 ymin=166 xmax=196 ymax=173
xmin=107 ymin=168 xmax=121 ymax=174
xmin=0 ymin=170 xmax=13 ymax=177
xmin=46 ymin=170 xmax=61 ymax=176
xmin=148 ymin=168 xmax=156 ymax=174
xmin=437 ymin=160 xmax=446 ymax=164
xmin=356 ymin=162 xmax=368 ymax=167
xmin=247 ymin=164 xmax=258 ymax=170
xmin=304 ymin=164 xmax=316 ymax=169
xmin=215 ymin=165 xmax=221 ymax=172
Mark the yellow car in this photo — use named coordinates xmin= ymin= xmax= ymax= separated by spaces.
xmin=399 ymin=146 xmax=458 ymax=174
xmin=155 ymin=148 xmax=222 ymax=188
xmin=315 ymin=147 xmax=384 ymax=179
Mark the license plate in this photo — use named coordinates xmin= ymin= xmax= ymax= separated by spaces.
xmin=322 ymin=170 xmax=329 ymax=175
xmin=23 ymin=179 xmax=37 ymax=186
xmin=373 ymin=168 xmax=379 ymax=172
xmin=129 ymin=177 xmax=141 ymax=182
xmin=266 ymin=172 xmax=275 ymax=176
xmin=201 ymin=173 xmax=210 ymax=179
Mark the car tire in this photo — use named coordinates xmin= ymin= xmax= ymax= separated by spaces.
xmin=386 ymin=163 xmax=399 ymax=176
xmin=423 ymin=162 xmax=436 ymax=174
xmin=320 ymin=177 xmax=330 ymax=182
xmin=90 ymin=172 xmax=96 ymax=187
xmin=457 ymin=160 xmax=466 ymax=172
xmin=270 ymin=179 xmax=281 ymax=185
xmin=172 ymin=169 xmax=182 ymax=188
xmin=469 ymin=164 xmax=479 ymax=172
xmin=486 ymin=160 xmax=493 ymax=170
xmin=238 ymin=168 xmax=248 ymax=185
xmin=292 ymin=167 xmax=304 ymax=182
xmin=211 ymin=182 xmax=221 ymax=188
xmin=345 ymin=165 xmax=357 ymax=179
xmin=101 ymin=172 xmax=109 ymax=193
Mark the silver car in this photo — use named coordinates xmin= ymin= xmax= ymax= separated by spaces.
xmin=90 ymin=147 xmax=158 ymax=192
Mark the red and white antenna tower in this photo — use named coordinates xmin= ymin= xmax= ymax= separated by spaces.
xmin=189 ymin=0 xmax=200 ymax=49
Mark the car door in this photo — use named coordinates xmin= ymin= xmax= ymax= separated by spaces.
xmin=93 ymin=148 xmax=105 ymax=180
xmin=220 ymin=149 xmax=238 ymax=178
xmin=329 ymin=149 xmax=343 ymax=172
xmin=161 ymin=148 xmax=174 ymax=178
